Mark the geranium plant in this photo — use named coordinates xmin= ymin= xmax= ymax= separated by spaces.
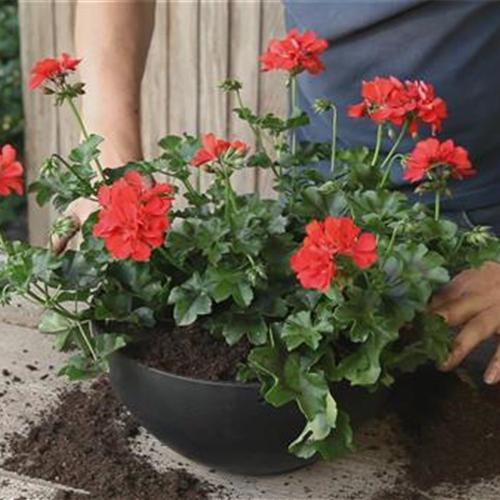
xmin=1 ymin=31 xmax=499 ymax=460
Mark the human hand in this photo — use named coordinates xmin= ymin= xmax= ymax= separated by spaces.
xmin=51 ymin=197 xmax=99 ymax=254
xmin=428 ymin=261 xmax=500 ymax=384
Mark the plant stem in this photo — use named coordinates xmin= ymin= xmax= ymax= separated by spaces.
xmin=157 ymin=246 xmax=191 ymax=274
xmin=330 ymin=103 xmax=338 ymax=174
xmin=379 ymin=154 xmax=405 ymax=189
xmin=66 ymin=96 xmax=106 ymax=180
xmin=434 ymin=191 xmax=441 ymax=221
xmin=235 ymin=89 xmax=265 ymax=154
xmin=52 ymin=154 xmax=96 ymax=194
xmin=181 ymin=177 xmax=201 ymax=202
xmin=381 ymin=223 xmax=401 ymax=268
xmin=379 ymin=121 xmax=408 ymax=173
xmin=32 ymin=283 xmax=82 ymax=321
xmin=290 ymin=76 xmax=298 ymax=155
xmin=76 ymin=321 xmax=98 ymax=362
xmin=371 ymin=124 xmax=383 ymax=167
xmin=222 ymin=165 xmax=237 ymax=223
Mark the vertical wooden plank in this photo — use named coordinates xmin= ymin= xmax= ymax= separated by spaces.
xmin=19 ymin=0 xmax=57 ymax=245
xmin=167 ymin=0 xmax=200 ymax=208
xmin=168 ymin=1 xmax=199 ymax=136
xmin=257 ymin=0 xmax=286 ymax=199
xmin=228 ymin=0 xmax=261 ymax=195
xmin=53 ymin=1 xmax=79 ymax=250
xmin=53 ymin=1 xmax=78 ymax=159
xmin=198 ymin=0 xmax=230 ymax=192
xmin=141 ymin=0 xmax=168 ymax=161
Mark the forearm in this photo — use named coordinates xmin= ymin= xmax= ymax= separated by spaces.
xmin=75 ymin=0 xmax=156 ymax=168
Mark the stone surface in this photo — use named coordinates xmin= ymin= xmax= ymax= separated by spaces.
xmin=1 ymin=302 xmax=500 ymax=500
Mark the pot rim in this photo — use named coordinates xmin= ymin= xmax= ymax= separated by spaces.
xmin=113 ymin=349 xmax=262 ymax=390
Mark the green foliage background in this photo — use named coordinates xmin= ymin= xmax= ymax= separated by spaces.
xmin=0 ymin=0 xmax=26 ymax=232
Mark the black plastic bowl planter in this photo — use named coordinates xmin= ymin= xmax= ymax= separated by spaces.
xmin=109 ymin=349 xmax=387 ymax=476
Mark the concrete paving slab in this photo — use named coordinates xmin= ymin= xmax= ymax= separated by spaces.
xmin=1 ymin=304 xmax=500 ymax=500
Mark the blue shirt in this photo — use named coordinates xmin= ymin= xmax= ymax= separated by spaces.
xmin=283 ymin=1 xmax=500 ymax=210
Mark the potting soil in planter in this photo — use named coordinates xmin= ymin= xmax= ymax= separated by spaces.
xmin=1 ymin=379 xmax=220 ymax=500
xmin=131 ymin=323 xmax=251 ymax=381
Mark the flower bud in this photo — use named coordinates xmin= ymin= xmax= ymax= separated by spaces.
xmin=465 ymin=226 xmax=495 ymax=246
xmin=313 ymin=98 xmax=332 ymax=114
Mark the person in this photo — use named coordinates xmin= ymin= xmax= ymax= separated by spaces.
xmin=64 ymin=0 xmax=500 ymax=384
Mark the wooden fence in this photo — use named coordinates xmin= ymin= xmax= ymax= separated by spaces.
xmin=18 ymin=0 xmax=287 ymax=245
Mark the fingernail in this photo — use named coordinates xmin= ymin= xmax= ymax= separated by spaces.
xmin=485 ymin=367 xmax=498 ymax=385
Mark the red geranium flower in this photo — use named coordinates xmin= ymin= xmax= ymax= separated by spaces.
xmin=0 ymin=145 xmax=24 ymax=196
xmin=29 ymin=53 xmax=81 ymax=90
xmin=348 ymin=77 xmax=405 ymax=124
xmin=191 ymin=133 xmax=248 ymax=167
xmin=290 ymin=217 xmax=378 ymax=292
xmin=260 ymin=28 xmax=328 ymax=75
xmin=93 ymin=171 xmax=174 ymax=261
xmin=348 ymin=77 xmax=447 ymax=135
xmin=290 ymin=243 xmax=337 ymax=292
xmin=404 ymin=80 xmax=447 ymax=135
xmin=404 ymin=138 xmax=476 ymax=183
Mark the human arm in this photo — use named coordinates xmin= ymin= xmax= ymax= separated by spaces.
xmin=53 ymin=0 xmax=156 ymax=251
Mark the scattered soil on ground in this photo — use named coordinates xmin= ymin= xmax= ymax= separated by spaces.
xmin=132 ymin=323 xmax=251 ymax=381
xmin=2 ymin=379 xmax=218 ymax=500
xmin=371 ymin=485 xmax=425 ymax=500
xmin=374 ymin=366 xmax=500 ymax=498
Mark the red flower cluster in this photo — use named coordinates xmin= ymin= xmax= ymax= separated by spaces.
xmin=290 ymin=217 xmax=378 ymax=292
xmin=260 ymin=28 xmax=328 ymax=75
xmin=0 ymin=145 xmax=24 ymax=196
xmin=191 ymin=133 xmax=248 ymax=168
xmin=404 ymin=138 xmax=476 ymax=183
xmin=93 ymin=171 xmax=174 ymax=261
xmin=29 ymin=53 xmax=81 ymax=90
xmin=348 ymin=76 xmax=447 ymax=135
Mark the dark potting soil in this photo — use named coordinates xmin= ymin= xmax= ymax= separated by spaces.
xmin=2 ymin=379 xmax=218 ymax=500
xmin=382 ymin=366 xmax=500 ymax=496
xmin=132 ymin=323 xmax=251 ymax=381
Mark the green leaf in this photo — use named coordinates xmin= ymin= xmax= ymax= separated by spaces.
xmin=158 ymin=134 xmax=183 ymax=151
xmin=248 ymin=344 xmax=296 ymax=407
xmin=68 ymin=134 xmax=104 ymax=165
xmin=54 ymin=329 xmax=76 ymax=352
xmin=168 ymin=273 xmax=212 ymax=326
xmin=286 ymin=109 xmax=310 ymax=129
xmin=247 ymin=152 xmax=272 ymax=169
xmin=158 ymin=133 xmax=200 ymax=174
xmin=39 ymin=310 xmax=73 ymax=334
xmin=168 ymin=218 xmax=230 ymax=266
xmin=335 ymin=288 xmax=382 ymax=342
xmin=205 ymin=266 xmax=254 ymax=307
xmin=290 ymin=410 xmax=354 ymax=460
xmin=336 ymin=147 xmax=380 ymax=189
xmin=386 ymin=243 xmax=450 ymax=319
xmin=352 ymin=190 xmax=406 ymax=229
xmin=465 ymin=237 xmax=500 ymax=268
xmin=58 ymin=355 xmax=101 ymax=381
xmin=299 ymin=185 xmax=348 ymax=218
xmin=219 ymin=313 xmax=268 ymax=346
xmin=95 ymin=333 xmax=128 ymax=359
xmin=385 ymin=313 xmax=451 ymax=373
xmin=283 ymin=355 xmax=330 ymax=420
xmin=292 ymin=392 xmax=337 ymax=444
xmin=281 ymin=311 xmax=333 ymax=351
xmin=332 ymin=323 xmax=398 ymax=386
